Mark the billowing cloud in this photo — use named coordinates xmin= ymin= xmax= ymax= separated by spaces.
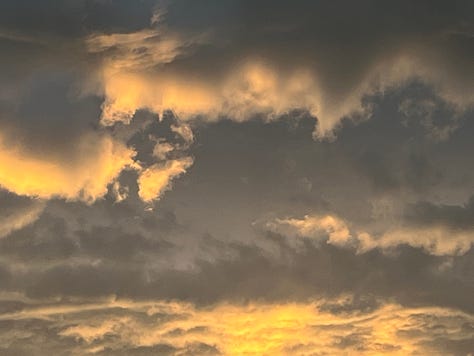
xmin=99 ymin=53 xmax=473 ymax=139
xmin=95 ymin=59 xmax=324 ymax=129
xmin=86 ymin=2 xmax=474 ymax=139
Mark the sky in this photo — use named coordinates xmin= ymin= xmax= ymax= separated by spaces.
xmin=0 ymin=0 xmax=473 ymax=355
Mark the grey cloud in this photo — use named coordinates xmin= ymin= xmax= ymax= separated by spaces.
xmin=0 ymin=0 xmax=158 ymax=38
xmin=405 ymin=197 xmax=474 ymax=230
xmin=96 ymin=345 xmax=178 ymax=356
xmin=2 ymin=202 xmax=472 ymax=313
xmin=77 ymin=226 xmax=171 ymax=262
xmin=157 ymin=0 xmax=474 ymax=134
xmin=0 ymin=111 xmax=472 ymax=309
xmin=0 ymin=2 xmax=473 ymax=353
xmin=25 ymin=263 xmax=146 ymax=299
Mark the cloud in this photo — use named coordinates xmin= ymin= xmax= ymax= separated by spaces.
xmin=358 ymin=226 xmax=474 ymax=256
xmin=0 ymin=132 xmax=136 ymax=203
xmin=263 ymin=215 xmax=352 ymax=248
xmin=86 ymin=2 xmax=474 ymax=139
xmin=0 ymin=297 xmax=472 ymax=355
xmin=171 ymin=123 xmax=194 ymax=145
xmin=3 ymin=117 xmax=472 ymax=312
xmin=0 ymin=200 xmax=45 ymax=238
xmin=94 ymin=59 xmax=322 ymax=129
xmin=86 ymin=26 xmax=208 ymax=72
xmin=95 ymin=49 xmax=473 ymax=140
xmin=0 ymin=2 xmax=472 ymax=353
xmin=0 ymin=207 xmax=472 ymax=313
xmin=138 ymin=157 xmax=193 ymax=203
xmin=152 ymin=141 xmax=174 ymax=160
xmin=263 ymin=213 xmax=474 ymax=255
xmin=2 ymin=1 xmax=470 ymax=207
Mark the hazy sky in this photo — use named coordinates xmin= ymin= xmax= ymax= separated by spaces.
xmin=0 ymin=1 xmax=473 ymax=355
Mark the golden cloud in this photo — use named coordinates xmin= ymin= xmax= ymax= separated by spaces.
xmin=0 ymin=132 xmax=136 ymax=203
xmin=95 ymin=61 xmax=324 ymax=129
xmin=269 ymin=215 xmax=352 ymax=247
xmin=2 ymin=297 xmax=468 ymax=355
xmin=264 ymin=213 xmax=474 ymax=256
xmin=138 ymin=157 xmax=193 ymax=203
xmin=89 ymin=22 xmax=474 ymax=139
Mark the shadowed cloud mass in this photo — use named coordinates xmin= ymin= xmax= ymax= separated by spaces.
xmin=0 ymin=0 xmax=473 ymax=355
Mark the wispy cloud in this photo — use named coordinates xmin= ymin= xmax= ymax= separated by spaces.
xmin=1 ymin=297 xmax=471 ymax=355
xmin=262 ymin=213 xmax=474 ymax=255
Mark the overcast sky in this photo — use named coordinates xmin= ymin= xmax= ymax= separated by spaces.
xmin=0 ymin=1 xmax=473 ymax=355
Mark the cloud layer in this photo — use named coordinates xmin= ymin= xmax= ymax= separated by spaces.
xmin=1 ymin=297 xmax=472 ymax=355
xmin=0 ymin=1 xmax=473 ymax=354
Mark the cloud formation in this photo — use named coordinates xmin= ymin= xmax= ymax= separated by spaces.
xmin=0 ymin=297 xmax=472 ymax=355
xmin=263 ymin=213 xmax=474 ymax=256
xmin=87 ymin=1 xmax=474 ymax=138
xmin=0 ymin=132 xmax=135 ymax=202
xmin=138 ymin=157 xmax=193 ymax=203
xmin=0 ymin=1 xmax=473 ymax=354
xmin=0 ymin=195 xmax=45 ymax=238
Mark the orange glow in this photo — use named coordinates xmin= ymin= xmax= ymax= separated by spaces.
xmin=98 ymin=61 xmax=322 ymax=127
xmin=47 ymin=298 xmax=474 ymax=355
xmin=0 ymin=133 xmax=135 ymax=202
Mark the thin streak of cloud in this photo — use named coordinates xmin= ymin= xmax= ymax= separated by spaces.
xmin=262 ymin=213 xmax=474 ymax=256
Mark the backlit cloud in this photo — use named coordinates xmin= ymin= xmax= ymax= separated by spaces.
xmin=263 ymin=213 xmax=474 ymax=256
xmin=1 ymin=297 xmax=471 ymax=355
xmin=87 ymin=5 xmax=474 ymax=139
xmin=0 ymin=132 xmax=135 ymax=203
xmin=0 ymin=1 xmax=472 ymax=354
xmin=138 ymin=156 xmax=193 ymax=203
